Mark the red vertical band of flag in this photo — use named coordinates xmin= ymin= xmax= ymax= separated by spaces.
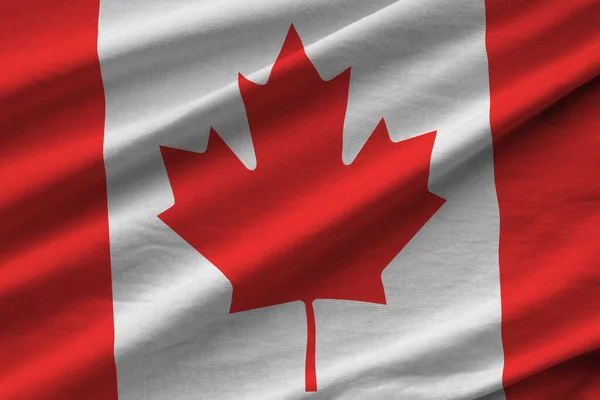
xmin=0 ymin=1 xmax=118 ymax=399
xmin=486 ymin=1 xmax=600 ymax=399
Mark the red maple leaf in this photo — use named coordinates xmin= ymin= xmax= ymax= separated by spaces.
xmin=159 ymin=25 xmax=445 ymax=391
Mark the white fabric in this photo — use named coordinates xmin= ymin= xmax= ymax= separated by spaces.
xmin=98 ymin=0 xmax=506 ymax=398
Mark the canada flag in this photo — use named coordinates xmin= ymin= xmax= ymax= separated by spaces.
xmin=1 ymin=1 xmax=599 ymax=400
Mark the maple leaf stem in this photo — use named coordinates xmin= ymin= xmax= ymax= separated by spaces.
xmin=304 ymin=300 xmax=317 ymax=392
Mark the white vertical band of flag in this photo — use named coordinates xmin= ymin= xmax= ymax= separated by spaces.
xmin=99 ymin=1 xmax=505 ymax=398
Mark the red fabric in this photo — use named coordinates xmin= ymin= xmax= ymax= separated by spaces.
xmin=486 ymin=0 xmax=600 ymax=398
xmin=0 ymin=1 xmax=118 ymax=399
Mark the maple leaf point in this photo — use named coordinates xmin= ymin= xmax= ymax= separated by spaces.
xmin=159 ymin=24 xmax=445 ymax=392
